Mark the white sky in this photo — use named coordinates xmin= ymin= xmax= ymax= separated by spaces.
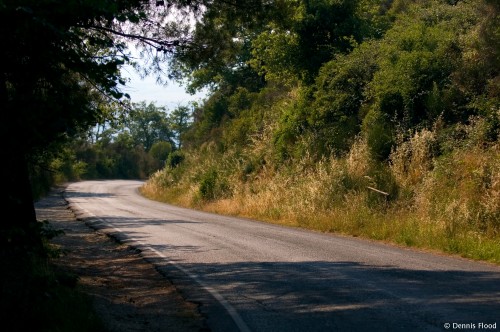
xmin=120 ymin=64 xmax=207 ymax=110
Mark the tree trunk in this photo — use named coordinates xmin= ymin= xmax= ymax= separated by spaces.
xmin=1 ymin=75 xmax=40 ymax=250
xmin=1 ymin=150 xmax=40 ymax=249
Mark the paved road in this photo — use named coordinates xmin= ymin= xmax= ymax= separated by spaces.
xmin=65 ymin=180 xmax=500 ymax=332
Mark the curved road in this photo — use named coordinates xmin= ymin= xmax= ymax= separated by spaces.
xmin=65 ymin=180 xmax=500 ymax=332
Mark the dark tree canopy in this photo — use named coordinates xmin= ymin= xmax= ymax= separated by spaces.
xmin=0 ymin=0 xmax=265 ymax=247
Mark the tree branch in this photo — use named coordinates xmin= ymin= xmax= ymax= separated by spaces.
xmin=83 ymin=25 xmax=183 ymax=51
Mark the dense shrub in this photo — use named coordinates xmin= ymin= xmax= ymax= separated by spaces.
xmin=166 ymin=150 xmax=185 ymax=169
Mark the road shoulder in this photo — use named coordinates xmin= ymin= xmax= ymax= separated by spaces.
xmin=35 ymin=185 xmax=208 ymax=332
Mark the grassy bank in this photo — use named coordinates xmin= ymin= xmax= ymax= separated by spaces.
xmin=141 ymin=118 xmax=500 ymax=264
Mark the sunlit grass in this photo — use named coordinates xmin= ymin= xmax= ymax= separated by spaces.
xmin=141 ymin=120 xmax=500 ymax=265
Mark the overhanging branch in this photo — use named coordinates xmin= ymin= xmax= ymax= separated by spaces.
xmin=84 ymin=25 xmax=185 ymax=52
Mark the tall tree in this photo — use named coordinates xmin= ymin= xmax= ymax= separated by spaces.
xmin=169 ymin=0 xmax=293 ymax=93
xmin=170 ymin=105 xmax=193 ymax=148
xmin=0 ymin=0 xmax=251 ymax=248
xmin=127 ymin=101 xmax=174 ymax=150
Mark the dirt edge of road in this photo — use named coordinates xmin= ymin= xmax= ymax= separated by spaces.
xmin=35 ymin=185 xmax=209 ymax=332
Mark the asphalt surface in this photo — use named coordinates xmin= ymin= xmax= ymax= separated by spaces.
xmin=36 ymin=186 xmax=206 ymax=332
xmin=65 ymin=180 xmax=500 ymax=332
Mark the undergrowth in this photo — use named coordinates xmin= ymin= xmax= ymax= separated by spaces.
xmin=0 ymin=222 xmax=106 ymax=332
xmin=141 ymin=116 xmax=500 ymax=264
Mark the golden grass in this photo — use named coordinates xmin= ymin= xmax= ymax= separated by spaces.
xmin=141 ymin=121 xmax=500 ymax=264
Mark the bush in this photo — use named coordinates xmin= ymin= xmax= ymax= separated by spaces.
xmin=149 ymin=141 xmax=173 ymax=163
xmin=362 ymin=109 xmax=395 ymax=161
xmin=166 ymin=151 xmax=185 ymax=168
xmin=309 ymin=40 xmax=380 ymax=156
xmin=198 ymin=169 xmax=231 ymax=201
xmin=365 ymin=0 xmax=478 ymax=128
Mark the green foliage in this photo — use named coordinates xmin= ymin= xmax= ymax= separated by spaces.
xmin=142 ymin=0 xmax=500 ymax=264
xmin=29 ymin=143 xmax=89 ymax=200
xmin=263 ymin=0 xmax=490 ymax=165
xmin=67 ymin=134 xmax=156 ymax=180
xmin=222 ymin=88 xmax=260 ymax=146
xmin=250 ymin=0 xmax=382 ymax=86
xmin=356 ymin=0 xmax=396 ymax=38
xmin=128 ymin=101 xmax=174 ymax=151
xmin=250 ymin=26 xmax=303 ymax=86
xmin=10 ymin=0 xmax=499 ymax=267
xmin=184 ymin=90 xmax=235 ymax=147
xmin=49 ymin=147 xmax=88 ymax=183
xmin=454 ymin=0 xmax=499 ymax=122
xmin=34 ymin=99 xmax=194 ymax=183
xmin=149 ymin=141 xmax=173 ymax=162
xmin=308 ymin=41 xmax=381 ymax=156
xmin=367 ymin=1 xmax=478 ymax=126
xmin=198 ymin=169 xmax=231 ymax=201
xmin=166 ymin=150 xmax=185 ymax=168
xmin=293 ymin=0 xmax=362 ymax=81
xmin=362 ymin=109 xmax=395 ymax=160
xmin=198 ymin=170 xmax=218 ymax=200
xmin=1 ymin=0 xmax=214 ymax=233
xmin=169 ymin=1 xmax=279 ymax=93
xmin=272 ymin=88 xmax=312 ymax=161
xmin=169 ymin=105 xmax=193 ymax=149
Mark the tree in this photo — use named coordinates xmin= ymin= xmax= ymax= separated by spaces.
xmin=168 ymin=0 xmax=294 ymax=94
xmin=127 ymin=101 xmax=174 ymax=151
xmin=250 ymin=0 xmax=375 ymax=86
xmin=149 ymin=141 xmax=173 ymax=168
xmin=169 ymin=105 xmax=192 ymax=148
xmin=0 ymin=0 xmax=255 ymax=248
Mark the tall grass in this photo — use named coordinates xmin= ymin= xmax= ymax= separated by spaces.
xmin=141 ymin=117 xmax=500 ymax=264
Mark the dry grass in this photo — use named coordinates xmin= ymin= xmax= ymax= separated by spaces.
xmin=141 ymin=118 xmax=500 ymax=264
